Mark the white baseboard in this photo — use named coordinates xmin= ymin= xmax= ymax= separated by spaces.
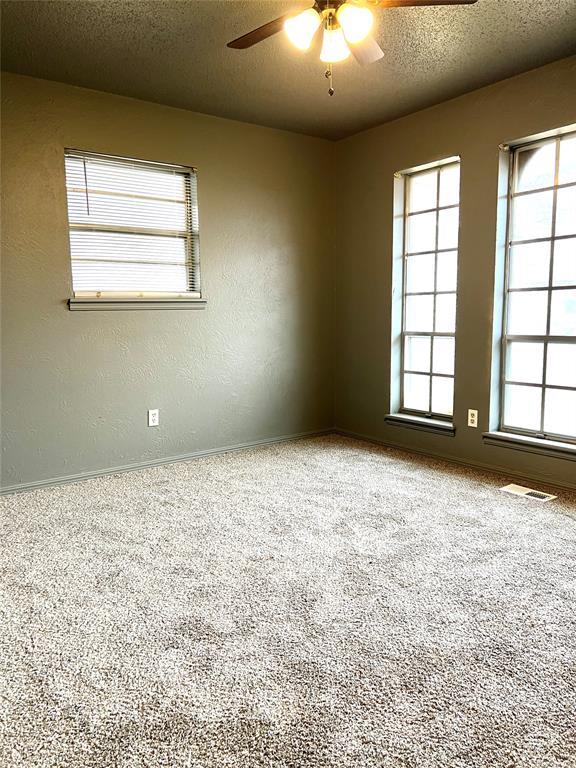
xmin=335 ymin=428 xmax=576 ymax=493
xmin=3 ymin=427 xmax=573 ymax=496
xmin=0 ymin=429 xmax=333 ymax=495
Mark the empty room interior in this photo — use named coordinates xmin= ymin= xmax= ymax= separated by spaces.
xmin=1 ymin=0 xmax=576 ymax=765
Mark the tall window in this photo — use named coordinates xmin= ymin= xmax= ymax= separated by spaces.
xmin=501 ymin=132 xmax=576 ymax=443
xmin=399 ymin=160 xmax=460 ymax=419
xmin=65 ymin=150 xmax=200 ymax=298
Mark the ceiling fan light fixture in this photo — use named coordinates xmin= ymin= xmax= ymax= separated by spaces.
xmin=336 ymin=3 xmax=374 ymax=44
xmin=284 ymin=8 xmax=322 ymax=50
xmin=320 ymin=25 xmax=351 ymax=63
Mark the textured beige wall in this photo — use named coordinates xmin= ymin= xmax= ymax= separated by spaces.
xmin=1 ymin=73 xmax=334 ymax=489
xmin=334 ymin=57 xmax=576 ymax=488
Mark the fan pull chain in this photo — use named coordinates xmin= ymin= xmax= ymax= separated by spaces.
xmin=325 ymin=64 xmax=334 ymax=96
xmin=324 ymin=5 xmax=335 ymax=96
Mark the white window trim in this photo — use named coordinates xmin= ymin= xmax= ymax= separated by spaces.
xmin=498 ymin=131 xmax=576 ymax=445
xmin=389 ymin=157 xmax=460 ymax=426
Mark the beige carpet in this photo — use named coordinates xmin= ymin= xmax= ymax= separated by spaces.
xmin=1 ymin=435 xmax=575 ymax=767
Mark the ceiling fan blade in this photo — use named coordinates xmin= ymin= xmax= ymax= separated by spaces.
xmin=379 ymin=0 xmax=477 ymax=7
xmin=350 ymin=35 xmax=385 ymax=65
xmin=227 ymin=15 xmax=290 ymax=49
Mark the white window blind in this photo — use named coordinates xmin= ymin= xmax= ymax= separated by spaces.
xmin=64 ymin=150 xmax=200 ymax=298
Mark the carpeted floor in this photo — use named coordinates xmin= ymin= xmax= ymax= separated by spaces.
xmin=1 ymin=435 xmax=575 ymax=768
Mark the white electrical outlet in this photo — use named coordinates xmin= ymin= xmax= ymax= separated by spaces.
xmin=148 ymin=409 xmax=159 ymax=427
xmin=468 ymin=409 xmax=478 ymax=428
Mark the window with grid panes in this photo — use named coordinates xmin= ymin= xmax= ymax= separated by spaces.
xmin=501 ymin=131 xmax=576 ymax=443
xmin=400 ymin=160 xmax=460 ymax=419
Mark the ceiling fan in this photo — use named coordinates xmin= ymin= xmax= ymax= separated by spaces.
xmin=227 ymin=0 xmax=478 ymax=94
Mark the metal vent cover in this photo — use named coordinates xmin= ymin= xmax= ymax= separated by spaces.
xmin=500 ymin=483 xmax=557 ymax=502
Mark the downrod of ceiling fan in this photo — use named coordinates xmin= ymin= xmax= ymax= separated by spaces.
xmin=314 ymin=0 xmax=347 ymax=12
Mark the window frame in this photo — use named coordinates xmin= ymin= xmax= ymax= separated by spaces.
xmin=398 ymin=159 xmax=460 ymax=422
xmin=64 ymin=149 xmax=204 ymax=311
xmin=499 ymin=131 xmax=576 ymax=445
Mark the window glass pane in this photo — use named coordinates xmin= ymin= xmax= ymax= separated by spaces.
xmin=558 ymin=135 xmax=576 ymax=185
xmin=549 ymin=289 xmax=576 ymax=335
xmin=404 ymin=336 xmax=431 ymax=372
xmin=406 ymin=254 xmax=435 ymax=293
xmin=435 ymin=293 xmax=456 ymax=332
xmin=511 ymin=191 xmax=553 ymax=241
xmin=555 ymin=186 xmax=576 ymax=237
xmin=546 ymin=343 xmax=576 ymax=387
xmin=503 ymin=384 xmax=542 ymax=431
xmin=71 ymin=261 xmax=189 ymax=292
xmin=436 ymin=251 xmax=457 ymax=291
xmin=544 ymin=388 xmax=576 ymax=438
xmin=552 ymin=238 xmax=576 ymax=286
xmin=515 ymin=142 xmax=556 ymax=192
xmin=501 ymin=137 xmax=576 ymax=441
xmin=401 ymin=160 xmax=460 ymax=422
xmin=438 ymin=207 xmax=459 ymax=250
xmin=403 ymin=373 xmax=430 ymax=412
xmin=67 ymin=189 xmax=187 ymax=231
xmin=408 ymin=170 xmax=437 ymax=213
xmin=431 ymin=376 xmax=454 ymax=416
xmin=69 ymin=231 xmax=187 ymax=264
xmin=432 ymin=337 xmax=455 ymax=375
xmin=508 ymin=242 xmax=550 ymax=289
xmin=507 ymin=291 xmax=548 ymax=335
xmin=406 ymin=211 xmax=436 ymax=253
xmin=65 ymin=155 xmax=186 ymax=201
xmin=505 ymin=341 xmax=544 ymax=384
xmin=439 ymin=164 xmax=460 ymax=207
xmin=405 ymin=294 xmax=434 ymax=332
xmin=82 ymin=158 xmax=187 ymax=200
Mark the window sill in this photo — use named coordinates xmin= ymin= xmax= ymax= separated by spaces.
xmin=68 ymin=297 xmax=207 ymax=311
xmin=482 ymin=431 xmax=576 ymax=461
xmin=385 ymin=413 xmax=455 ymax=436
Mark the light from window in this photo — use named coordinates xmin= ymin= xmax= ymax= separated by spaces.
xmin=400 ymin=160 xmax=460 ymax=418
xmin=64 ymin=151 xmax=199 ymax=297
xmin=501 ymin=131 xmax=576 ymax=442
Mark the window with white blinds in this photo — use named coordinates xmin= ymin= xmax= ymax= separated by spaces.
xmin=64 ymin=150 xmax=199 ymax=298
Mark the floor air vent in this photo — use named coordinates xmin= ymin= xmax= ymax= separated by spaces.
xmin=500 ymin=483 xmax=557 ymax=502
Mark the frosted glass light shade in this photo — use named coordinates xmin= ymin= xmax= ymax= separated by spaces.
xmin=320 ymin=26 xmax=351 ymax=62
xmin=337 ymin=3 xmax=374 ymax=44
xmin=284 ymin=9 xmax=322 ymax=50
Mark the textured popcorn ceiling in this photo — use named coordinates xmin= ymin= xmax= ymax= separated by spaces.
xmin=2 ymin=0 xmax=576 ymax=139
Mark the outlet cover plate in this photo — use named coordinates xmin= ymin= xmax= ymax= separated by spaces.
xmin=468 ymin=409 xmax=478 ymax=428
